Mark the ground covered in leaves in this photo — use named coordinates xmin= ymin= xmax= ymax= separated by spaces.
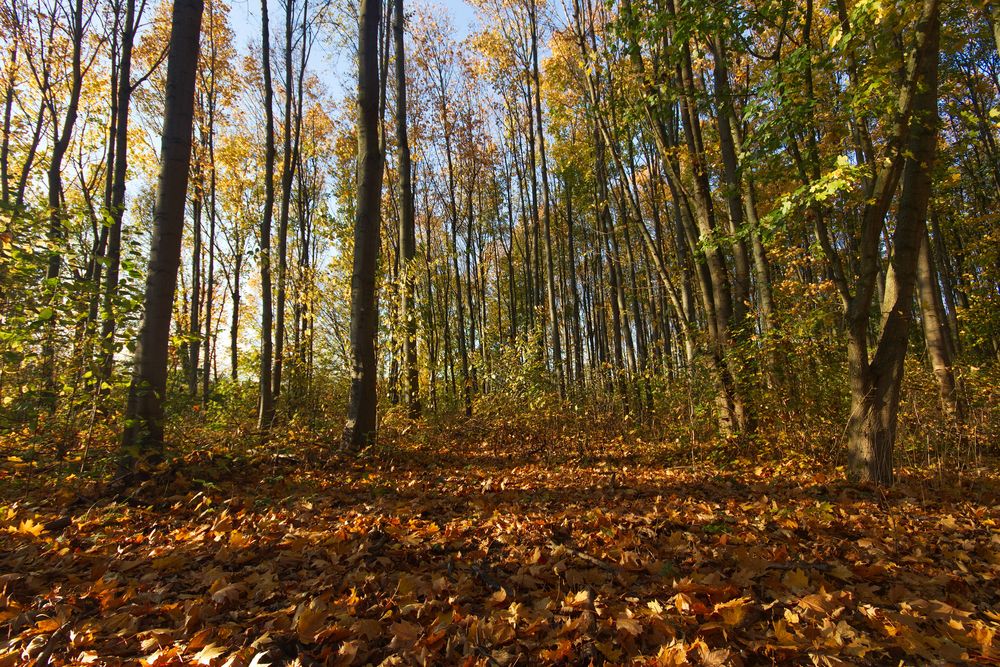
xmin=2 ymin=430 xmax=999 ymax=666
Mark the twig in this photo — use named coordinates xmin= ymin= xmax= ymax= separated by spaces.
xmin=765 ymin=561 xmax=831 ymax=572
xmin=548 ymin=541 xmax=621 ymax=573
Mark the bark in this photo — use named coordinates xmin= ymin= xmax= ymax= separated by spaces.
xmin=342 ymin=0 xmax=384 ymax=448
xmin=916 ymin=226 xmax=962 ymax=420
xmin=188 ymin=164 xmax=202 ymax=395
xmin=98 ymin=0 xmax=137 ymax=382
xmin=845 ymin=0 xmax=939 ymax=485
xmin=41 ymin=0 xmax=86 ymax=395
xmin=203 ymin=59 xmax=217 ymax=402
xmin=273 ymin=0 xmax=296 ymax=401
xmin=529 ymin=0 xmax=563 ymax=397
xmin=120 ymin=0 xmax=203 ymax=465
xmin=230 ymin=254 xmax=241 ymax=380
xmin=1 ymin=12 xmax=19 ymax=206
xmin=258 ymin=0 xmax=276 ymax=429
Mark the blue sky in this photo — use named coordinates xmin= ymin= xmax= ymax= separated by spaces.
xmin=225 ymin=0 xmax=479 ymax=98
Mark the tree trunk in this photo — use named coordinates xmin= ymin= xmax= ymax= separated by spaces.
xmin=916 ymin=226 xmax=962 ymax=420
xmin=230 ymin=254 xmax=241 ymax=380
xmin=203 ymin=62 xmax=217 ymax=403
xmin=342 ymin=0 xmax=384 ymax=448
xmin=273 ymin=0 xmax=296 ymax=401
xmin=188 ymin=166 xmax=202 ymax=396
xmin=120 ymin=0 xmax=203 ymax=467
xmin=258 ymin=0 xmax=276 ymax=429
xmin=846 ymin=0 xmax=939 ymax=485
xmin=98 ymin=0 xmax=137 ymax=383
xmin=529 ymin=0 xmax=563 ymax=397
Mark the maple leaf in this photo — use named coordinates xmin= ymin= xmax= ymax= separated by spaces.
xmin=389 ymin=620 xmax=422 ymax=648
xmin=14 ymin=519 xmax=44 ymax=537
xmin=713 ymin=596 xmax=752 ymax=627
xmin=782 ymin=568 xmax=810 ymax=593
xmin=294 ymin=600 xmax=329 ymax=643
xmin=615 ymin=614 xmax=643 ymax=637
xmin=194 ymin=643 xmax=227 ymax=665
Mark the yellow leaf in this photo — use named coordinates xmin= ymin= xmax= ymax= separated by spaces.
xmin=228 ymin=531 xmax=249 ymax=548
xmin=714 ymin=596 xmax=751 ymax=627
xmin=774 ymin=619 xmax=797 ymax=646
xmin=195 ymin=644 xmax=226 ymax=665
xmin=17 ymin=519 xmax=44 ymax=537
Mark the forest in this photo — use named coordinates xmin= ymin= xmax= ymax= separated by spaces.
xmin=1 ymin=0 xmax=999 ymax=662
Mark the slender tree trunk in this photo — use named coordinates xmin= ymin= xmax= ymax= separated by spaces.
xmin=0 ymin=21 xmax=17 ymax=205
xmin=273 ymin=0 xmax=296 ymax=401
xmin=203 ymin=79 xmax=217 ymax=402
xmin=529 ymin=0 xmax=563 ymax=397
xmin=564 ymin=178 xmax=583 ymax=381
xmin=916 ymin=226 xmax=962 ymax=420
xmin=258 ymin=0 xmax=276 ymax=429
xmin=42 ymin=0 xmax=85 ymax=397
xmin=98 ymin=0 xmax=136 ymax=383
xmin=230 ymin=255 xmax=241 ymax=380
xmin=189 ymin=166 xmax=202 ymax=396
xmin=120 ymin=0 xmax=203 ymax=467
xmin=343 ymin=0 xmax=384 ymax=448
xmin=440 ymin=87 xmax=470 ymax=416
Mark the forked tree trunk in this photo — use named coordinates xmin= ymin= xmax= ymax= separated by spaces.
xmin=120 ymin=0 xmax=203 ymax=466
xmin=342 ymin=0 xmax=384 ymax=448
xmin=846 ymin=0 xmax=939 ymax=485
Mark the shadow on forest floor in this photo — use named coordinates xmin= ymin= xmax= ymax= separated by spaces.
xmin=1 ymin=431 xmax=998 ymax=665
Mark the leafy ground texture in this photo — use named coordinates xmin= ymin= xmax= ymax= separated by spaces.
xmin=1 ymin=429 xmax=999 ymax=666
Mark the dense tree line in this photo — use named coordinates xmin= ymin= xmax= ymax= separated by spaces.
xmin=1 ymin=0 xmax=998 ymax=485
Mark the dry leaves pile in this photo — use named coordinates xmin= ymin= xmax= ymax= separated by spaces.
xmin=1 ymin=439 xmax=998 ymax=665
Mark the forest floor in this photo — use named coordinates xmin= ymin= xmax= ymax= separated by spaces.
xmin=1 ymin=425 xmax=999 ymax=666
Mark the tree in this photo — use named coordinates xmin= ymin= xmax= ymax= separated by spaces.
xmin=841 ymin=0 xmax=941 ymax=484
xmin=258 ymin=0 xmax=277 ymax=429
xmin=120 ymin=0 xmax=204 ymax=468
xmin=394 ymin=0 xmax=419 ymax=417
xmin=342 ymin=0 xmax=384 ymax=448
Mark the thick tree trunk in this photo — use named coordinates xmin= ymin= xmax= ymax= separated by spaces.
xmin=342 ymin=0 xmax=384 ymax=448
xmin=120 ymin=0 xmax=203 ymax=465
xmin=846 ymin=0 xmax=939 ymax=485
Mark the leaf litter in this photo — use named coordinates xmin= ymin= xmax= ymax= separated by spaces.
xmin=1 ymin=437 xmax=998 ymax=665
